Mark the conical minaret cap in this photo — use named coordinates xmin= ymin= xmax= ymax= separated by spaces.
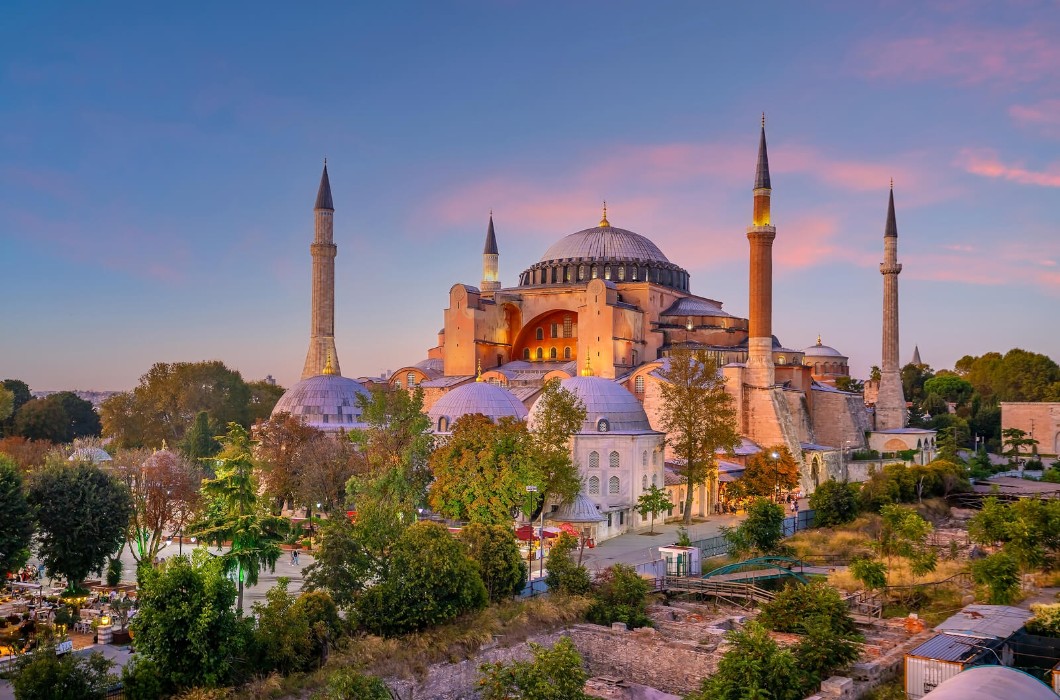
xmin=315 ymin=162 xmax=334 ymax=211
xmin=884 ymin=185 xmax=897 ymax=238
xmin=754 ymin=118 xmax=771 ymax=190
xmin=483 ymin=212 xmax=498 ymax=255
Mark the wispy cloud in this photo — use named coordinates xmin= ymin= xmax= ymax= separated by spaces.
xmin=1009 ymin=99 xmax=1060 ymax=135
xmin=910 ymin=240 xmax=1060 ymax=293
xmin=957 ymin=148 xmax=1060 ymax=188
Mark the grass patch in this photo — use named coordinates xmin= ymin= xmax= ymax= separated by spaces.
xmin=1031 ymin=569 xmax=1060 ymax=588
xmin=786 ymin=515 xmax=877 ymax=562
xmin=829 ymin=557 xmax=967 ymax=592
xmin=862 ymin=679 xmax=904 ymax=700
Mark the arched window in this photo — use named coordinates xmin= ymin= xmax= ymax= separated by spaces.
xmin=604 ymin=266 xmax=611 ymax=280
xmin=588 ymin=451 xmax=600 ymax=469
xmin=549 ymin=347 xmax=557 ymax=360
xmin=406 ymin=372 xmax=415 ymax=387
xmin=642 ymin=475 xmax=648 ymax=491
xmin=609 ymin=476 xmax=620 ymax=494
xmin=536 ymin=347 xmax=543 ymax=360
xmin=438 ymin=417 xmax=448 ymax=432
xmin=618 ymin=266 xmax=625 ymax=281
xmin=396 ymin=378 xmax=403 ymax=389
xmin=597 ymin=418 xmax=610 ymax=432
xmin=651 ymin=474 xmax=657 ymax=487
xmin=631 ymin=267 xmax=638 ymax=281
xmin=631 ymin=350 xmax=638 ymax=366
xmin=642 ymin=451 xmax=648 ymax=467
xmin=578 ymin=265 xmax=586 ymax=280
xmin=591 ymin=266 xmax=598 ymax=279
xmin=609 ymin=451 xmax=620 ymax=468
xmin=652 ymin=451 xmax=658 ymax=466
xmin=551 ymin=323 xmax=559 ymax=338
xmin=565 ymin=267 xmax=572 ymax=282
xmin=536 ymin=327 xmax=544 ymax=341
xmin=523 ymin=348 xmax=530 ymax=360
xmin=635 ymin=376 xmax=645 ymax=394
xmin=564 ymin=347 xmax=572 ymax=359
xmin=588 ymin=476 xmax=600 ymax=495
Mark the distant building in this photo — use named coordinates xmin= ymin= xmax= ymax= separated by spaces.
xmin=1001 ymin=402 xmax=1060 ymax=458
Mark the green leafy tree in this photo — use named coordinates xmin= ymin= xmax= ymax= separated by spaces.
xmin=429 ymin=415 xmax=540 ymax=524
xmin=131 ymin=552 xmax=247 ymax=691
xmin=809 ymin=479 xmax=860 ymax=527
xmin=191 ymin=423 xmax=285 ymax=613
xmin=1 ymin=379 xmax=32 ymax=438
xmin=12 ymin=645 xmax=115 ymax=700
xmin=968 ymin=497 xmax=1060 ymax=570
xmin=459 ymin=523 xmax=527 ymax=602
xmin=877 ymin=505 xmax=936 ymax=582
xmin=635 ymin=483 xmax=674 ymax=534
xmin=52 ymin=391 xmax=102 ymax=439
xmin=479 ymin=637 xmax=589 ymax=700
xmin=723 ymin=498 xmax=786 ymax=558
xmin=0 ymin=385 xmax=14 ymax=424
xmin=850 ymin=557 xmax=888 ymax=591
xmin=971 ymin=551 xmax=1021 ymax=605
xmin=834 ymin=376 xmax=864 ymax=393
xmin=792 ymin=616 xmax=863 ymax=690
xmin=13 ymin=397 xmax=69 ymax=442
xmin=728 ymin=445 xmax=800 ymax=501
xmin=292 ymin=590 xmax=343 ymax=667
xmin=657 ymin=348 xmax=740 ymax=524
xmin=246 ymin=379 xmax=285 ymax=424
xmin=544 ymin=532 xmax=592 ymax=595
xmin=1025 ymin=604 xmax=1060 ymax=637
xmin=760 ymin=579 xmax=860 ymax=638
xmin=869 ymin=365 xmax=882 ymax=382
xmin=0 ymin=456 xmax=33 ymax=576
xmin=349 ymin=386 xmax=434 ymax=505
xmin=181 ymin=410 xmax=221 ymax=463
xmin=1002 ymin=427 xmax=1038 ymax=465
xmin=120 ymin=657 xmax=165 ymax=700
xmin=27 ymin=462 xmax=132 ymax=591
xmin=293 ymin=433 xmax=359 ymax=516
xmin=688 ymin=621 xmax=799 ymax=700
xmin=586 ymin=563 xmax=652 ymax=629
xmin=527 ymin=378 xmax=587 ymax=506
xmin=355 ymin=521 xmax=487 ymax=636
xmin=252 ymin=578 xmax=313 ymax=674
xmin=924 ymin=375 xmax=974 ymax=406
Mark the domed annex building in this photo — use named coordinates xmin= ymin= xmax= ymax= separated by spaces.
xmin=427 ymin=374 xmax=528 ymax=435
xmin=390 ymin=119 xmax=910 ymax=520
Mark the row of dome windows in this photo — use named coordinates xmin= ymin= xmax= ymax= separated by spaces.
xmin=810 ymin=362 xmax=849 ymax=374
xmin=586 ymin=473 xmax=660 ymax=495
xmin=521 ymin=264 xmax=689 ymax=291
xmin=587 ymin=450 xmax=659 ymax=469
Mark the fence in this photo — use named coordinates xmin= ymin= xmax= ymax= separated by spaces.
xmin=688 ymin=509 xmax=816 ymax=562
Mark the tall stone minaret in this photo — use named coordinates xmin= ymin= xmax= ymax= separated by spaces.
xmin=876 ymin=183 xmax=907 ymax=429
xmin=481 ymin=211 xmax=500 ymax=294
xmin=301 ymin=162 xmax=341 ymax=379
xmin=745 ymin=115 xmax=777 ymax=388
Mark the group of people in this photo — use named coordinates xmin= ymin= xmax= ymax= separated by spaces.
xmin=6 ymin=565 xmax=44 ymax=583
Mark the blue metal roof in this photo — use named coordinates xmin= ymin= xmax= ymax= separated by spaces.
xmin=908 ymin=634 xmax=995 ymax=663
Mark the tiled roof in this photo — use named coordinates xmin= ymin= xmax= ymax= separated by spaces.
xmin=661 ymin=296 xmax=731 ymax=318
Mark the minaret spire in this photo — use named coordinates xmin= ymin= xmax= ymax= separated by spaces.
xmin=746 ymin=117 xmax=777 ymax=388
xmin=302 ymin=162 xmax=341 ymax=379
xmin=481 ymin=211 xmax=501 ymax=294
xmin=876 ymin=183 xmax=906 ymax=429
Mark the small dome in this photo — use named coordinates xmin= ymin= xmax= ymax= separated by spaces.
xmin=428 ymin=381 xmax=528 ymax=433
xmin=272 ymin=374 xmax=369 ymax=431
xmin=530 ymin=375 xmax=653 ymax=434
xmin=142 ymin=448 xmax=181 ymax=469
xmin=539 ymin=225 xmax=671 ymax=265
xmin=803 ymin=336 xmax=846 ymax=358
xmin=552 ymin=492 xmax=607 ymax=523
xmin=69 ymin=447 xmax=111 ymax=464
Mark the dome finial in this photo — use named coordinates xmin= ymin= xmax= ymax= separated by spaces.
xmin=599 ymin=200 xmax=609 ymax=227
xmin=161 ymin=439 xmax=167 ymax=451
xmin=580 ymin=350 xmax=594 ymax=377
xmin=816 ymin=334 xmax=822 ymax=346
xmin=762 ymin=112 xmax=765 ymax=128
xmin=322 ymin=350 xmax=336 ymax=375
xmin=476 ymin=359 xmax=483 ymax=382
xmin=890 ymin=177 xmax=893 ymax=190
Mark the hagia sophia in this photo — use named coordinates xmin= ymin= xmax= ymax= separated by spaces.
xmin=272 ymin=119 xmax=937 ymax=540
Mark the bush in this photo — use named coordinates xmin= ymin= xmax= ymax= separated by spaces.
xmin=793 ymin=616 xmax=863 ymax=688
xmin=459 ymin=523 xmax=527 ymax=603
xmin=121 ymin=656 xmax=165 ymax=700
xmin=810 ymin=480 xmax=860 ymax=527
xmin=252 ymin=578 xmax=313 ymax=674
xmin=311 ymin=668 xmax=390 ymax=700
xmin=971 ymin=551 xmax=1021 ymax=605
xmin=759 ymin=580 xmax=860 ymax=639
xmin=105 ymin=557 xmax=123 ymax=588
xmin=849 ymin=557 xmax=888 ymax=591
xmin=586 ymin=564 xmax=651 ymax=629
xmin=723 ymin=498 xmax=786 ymax=557
xmin=688 ymin=621 xmax=800 ymax=700
xmin=291 ymin=590 xmax=343 ymax=665
xmin=1026 ymin=603 xmax=1060 ymax=637
xmin=479 ymin=636 xmax=588 ymax=700
xmin=544 ymin=533 xmax=592 ymax=596
xmin=13 ymin=646 xmax=114 ymax=700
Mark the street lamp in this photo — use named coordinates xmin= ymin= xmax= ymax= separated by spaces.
xmin=526 ymin=485 xmax=544 ymax=581
xmin=771 ymin=451 xmax=780 ymax=503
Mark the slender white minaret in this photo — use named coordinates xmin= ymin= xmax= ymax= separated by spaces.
xmin=301 ymin=162 xmax=341 ymax=379
xmin=876 ymin=182 xmax=907 ymax=429
xmin=481 ymin=211 xmax=500 ymax=293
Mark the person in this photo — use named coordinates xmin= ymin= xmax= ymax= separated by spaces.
xmin=790 ymin=499 xmax=797 ymax=514
xmin=291 ymin=549 xmax=300 ymax=566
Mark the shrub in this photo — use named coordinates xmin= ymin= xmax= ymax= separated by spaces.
xmin=723 ymin=498 xmax=786 ymax=557
xmin=971 ymin=551 xmax=1021 ymax=605
xmin=760 ymin=580 xmax=860 ymax=639
xmin=105 ymin=557 xmax=123 ymax=588
xmin=688 ymin=621 xmax=799 ymax=700
xmin=311 ymin=668 xmax=390 ymax=700
xmin=793 ymin=616 xmax=863 ymax=688
xmin=459 ymin=523 xmax=527 ymax=603
xmin=291 ymin=590 xmax=344 ymax=665
xmin=1026 ymin=603 xmax=1060 ymax=637
xmin=13 ymin=646 xmax=114 ymax=700
xmin=810 ymin=480 xmax=860 ymax=527
xmin=849 ymin=557 xmax=888 ymax=591
xmin=252 ymin=578 xmax=313 ymax=674
xmin=121 ymin=656 xmax=165 ymax=700
xmin=544 ymin=533 xmax=592 ymax=596
xmin=586 ymin=564 xmax=651 ymax=629
xmin=479 ymin=636 xmax=588 ymax=700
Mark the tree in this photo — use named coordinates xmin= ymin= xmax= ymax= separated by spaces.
xmin=355 ymin=521 xmax=487 ymax=636
xmin=0 ymin=456 xmax=33 ymax=576
xmin=688 ymin=621 xmax=799 ymax=700
xmin=809 ymin=479 xmax=860 ymax=527
xmin=760 ymin=580 xmax=860 ymax=638
xmin=246 ymin=379 xmax=285 ymax=425
xmin=657 ymin=348 xmax=740 ymax=524
xmin=636 ymin=484 xmax=674 ymax=534
xmin=291 ymin=590 xmax=343 ymax=667
xmin=479 ymin=637 xmax=589 ymax=700
xmin=586 ymin=563 xmax=652 ymax=629
xmin=191 ymin=423 xmax=286 ymax=613
xmin=314 ymin=668 xmax=391 ymax=700
xmin=348 ymin=386 xmax=434 ymax=505
xmin=544 ymin=532 xmax=592 ymax=595
xmin=251 ymin=578 xmax=313 ymax=674
xmin=877 ymin=505 xmax=936 ymax=582
xmin=968 ymin=497 xmax=1060 ymax=570
xmin=527 ymin=378 xmax=587 ymax=505
xmin=1002 ymin=427 xmax=1038 ymax=465
xmin=27 ymin=462 xmax=133 ymax=591
xmin=100 ymin=361 xmax=253 ymax=448
xmin=429 ymin=414 xmax=542 ymax=525
xmin=971 ymin=551 xmax=1021 ymax=605
xmin=12 ymin=645 xmax=114 ymax=700
xmin=850 ymin=557 xmax=888 ymax=591
xmin=131 ymin=552 xmax=247 ymax=691
xmin=869 ymin=365 xmax=882 ymax=382
xmin=294 ymin=432 xmax=360 ymax=515
xmin=51 ymin=391 xmax=102 ymax=439
xmin=181 ymin=410 xmax=220 ymax=463
xmin=0 ymin=385 xmax=13 ymax=423
xmin=459 ymin=523 xmax=527 ymax=602
xmin=791 ymin=616 xmax=863 ymax=691
xmin=253 ymin=412 xmax=321 ymax=511
xmin=0 ymin=379 xmax=31 ymax=436
xmin=112 ymin=448 xmax=202 ymax=566
xmin=729 ymin=445 xmax=800 ymax=502
xmin=723 ymin=498 xmax=786 ymax=558
xmin=923 ymin=375 xmax=974 ymax=406
xmin=13 ymin=397 xmax=69 ymax=442
xmin=834 ymin=376 xmax=864 ymax=393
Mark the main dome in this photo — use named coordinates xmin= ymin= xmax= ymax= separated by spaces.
xmin=539 ymin=225 xmax=671 ymax=265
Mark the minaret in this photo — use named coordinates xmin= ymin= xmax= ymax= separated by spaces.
xmin=301 ymin=162 xmax=341 ymax=379
xmin=911 ymin=345 xmax=922 ymax=366
xmin=876 ymin=182 xmax=907 ymax=429
xmin=745 ymin=115 xmax=777 ymax=388
xmin=481 ymin=211 xmax=500 ymax=293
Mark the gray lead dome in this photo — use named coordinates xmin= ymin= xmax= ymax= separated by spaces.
xmin=271 ymin=374 xmax=369 ymax=431
xmin=539 ymin=225 xmax=671 ymax=265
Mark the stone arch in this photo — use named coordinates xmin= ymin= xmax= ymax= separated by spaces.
xmin=512 ymin=309 xmax=579 ymax=362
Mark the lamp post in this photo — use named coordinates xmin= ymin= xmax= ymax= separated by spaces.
xmin=526 ymin=485 xmax=543 ymax=580
xmin=771 ymin=451 xmax=780 ymax=503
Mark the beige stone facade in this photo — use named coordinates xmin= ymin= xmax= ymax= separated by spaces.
xmin=1002 ymin=402 xmax=1060 ymax=457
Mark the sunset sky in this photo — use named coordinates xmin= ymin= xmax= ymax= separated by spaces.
xmin=2 ymin=1 xmax=1058 ymax=391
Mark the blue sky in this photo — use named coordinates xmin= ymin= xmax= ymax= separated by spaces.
xmin=2 ymin=1 xmax=1058 ymax=390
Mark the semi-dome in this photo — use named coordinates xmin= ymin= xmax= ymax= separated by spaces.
xmin=530 ymin=375 xmax=654 ymax=434
xmin=271 ymin=373 xmax=369 ymax=431
xmin=803 ymin=335 xmax=846 ymax=358
xmin=428 ymin=380 xmax=528 ymax=433
xmin=539 ymin=225 xmax=671 ymax=265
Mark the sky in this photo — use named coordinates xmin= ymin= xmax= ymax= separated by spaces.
xmin=2 ymin=1 xmax=1058 ymax=391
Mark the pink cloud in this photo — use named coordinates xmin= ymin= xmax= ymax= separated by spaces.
xmin=855 ymin=25 xmax=1060 ymax=86
xmin=909 ymin=240 xmax=1060 ymax=293
xmin=1009 ymin=99 xmax=1060 ymax=135
xmin=958 ymin=148 xmax=1060 ymax=187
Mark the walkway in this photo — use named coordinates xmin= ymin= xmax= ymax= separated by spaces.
xmin=577 ymin=514 xmax=746 ymax=573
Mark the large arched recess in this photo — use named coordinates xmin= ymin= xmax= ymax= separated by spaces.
xmin=512 ymin=309 xmax=579 ymax=362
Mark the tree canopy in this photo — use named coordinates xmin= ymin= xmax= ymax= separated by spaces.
xmin=13 ymin=392 xmax=100 ymax=443
xmin=728 ymin=444 xmax=800 ymax=501
xmin=0 ymin=456 xmax=33 ymax=576
xmin=527 ymin=378 xmax=587 ymax=506
xmin=348 ymin=386 xmax=434 ymax=505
